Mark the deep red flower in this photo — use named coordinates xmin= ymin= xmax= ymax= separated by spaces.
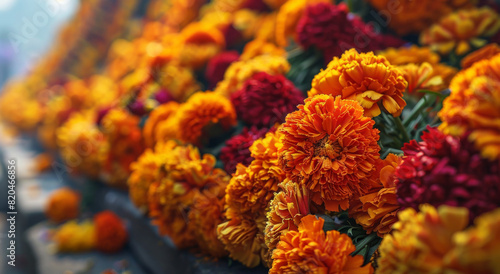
xmin=154 ymin=89 xmax=174 ymax=104
xmin=396 ymin=127 xmax=500 ymax=222
xmin=231 ymin=72 xmax=304 ymax=128
xmin=205 ymin=51 xmax=240 ymax=89
xmin=296 ymin=2 xmax=405 ymax=61
xmin=219 ymin=127 xmax=268 ymax=174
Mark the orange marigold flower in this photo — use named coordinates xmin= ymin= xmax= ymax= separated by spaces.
xmin=308 ymin=49 xmax=407 ymax=117
xmin=447 ymin=208 xmax=500 ymax=273
xmin=217 ymin=209 xmax=267 ymax=268
xmin=52 ymin=220 xmax=95 ymax=252
xmin=438 ymin=53 xmax=500 ymax=160
xmin=270 ymin=215 xmax=373 ymax=274
xmin=94 ymin=211 xmax=128 ymax=253
xmin=420 ymin=7 xmax=500 ymax=56
xmin=57 ymin=112 xmax=108 ymax=178
xmin=188 ymin=182 xmax=229 ymax=258
xmin=214 ymin=55 xmax=290 ymax=97
xmin=349 ymin=154 xmax=401 ymax=237
xmin=377 ymin=205 xmax=469 ymax=273
xmin=461 ymin=43 xmax=500 ymax=69
xmin=100 ymin=108 xmax=145 ymax=187
xmin=240 ymin=39 xmax=286 ymax=61
xmin=174 ymin=92 xmax=236 ymax=145
xmin=152 ymin=63 xmax=201 ymax=102
xmin=279 ymin=95 xmax=381 ymax=211
xmin=142 ymin=101 xmax=180 ymax=148
xmin=397 ymin=62 xmax=446 ymax=94
xmin=149 ymin=143 xmax=230 ymax=249
xmin=265 ymin=179 xmax=311 ymax=259
xmin=367 ymin=0 xmax=475 ymax=35
xmin=45 ymin=187 xmax=80 ymax=223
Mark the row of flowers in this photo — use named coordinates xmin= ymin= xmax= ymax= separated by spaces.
xmin=2 ymin=0 xmax=500 ymax=273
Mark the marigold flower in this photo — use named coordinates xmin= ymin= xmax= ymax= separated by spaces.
xmin=45 ymin=188 xmax=81 ymax=223
xmin=94 ymin=211 xmax=128 ymax=253
xmin=57 ymin=112 xmax=108 ymax=178
xmin=377 ymin=205 xmax=469 ymax=274
xmin=279 ymin=95 xmax=381 ymax=211
xmin=378 ymin=45 xmax=457 ymax=87
xmin=188 ymin=183 xmax=229 ymax=258
xmin=397 ymin=62 xmax=446 ymax=94
xmin=100 ymin=109 xmax=145 ymax=187
xmin=270 ymin=215 xmax=373 ymax=274
xmin=420 ymin=7 xmax=500 ymax=55
xmin=52 ymin=220 xmax=95 ymax=253
xmin=174 ymin=92 xmax=237 ymax=145
xmin=231 ymin=72 xmax=304 ymax=128
xmin=349 ymin=154 xmax=401 ymax=237
xmin=151 ymin=63 xmax=201 ymax=102
xmin=240 ymin=39 xmax=286 ymax=61
xmin=275 ymin=0 xmax=329 ymax=47
xmin=367 ymin=0 xmax=475 ymax=35
xmin=214 ymin=55 xmax=290 ymax=98
xmin=149 ymin=143 xmax=230 ymax=249
xmin=461 ymin=43 xmax=500 ymax=69
xmin=296 ymin=2 xmax=404 ymax=62
xmin=205 ymin=51 xmax=240 ymax=89
xmin=217 ymin=209 xmax=266 ymax=268
xmin=308 ymin=49 xmax=407 ymax=117
xmin=447 ymin=208 xmax=500 ymax=273
xmin=265 ymin=179 xmax=311 ymax=258
xmin=219 ymin=126 xmax=268 ymax=175
xmin=142 ymin=101 xmax=180 ymax=148
xmin=439 ymin=53 xmax=500 ymax=160
xmin=396 ymin=127 xmax=500 ymax=222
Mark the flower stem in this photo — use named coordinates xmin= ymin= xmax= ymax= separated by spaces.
xmin=393 ymin=115 xmax=410 ymax=144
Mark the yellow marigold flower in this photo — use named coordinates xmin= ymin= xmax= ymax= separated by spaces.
xmin=215 ymin=55 xmax=290 ymax=97
xmin=309 ymin=49 xmax=407 ymax=117
xmin=142 ymin=102 xmax=180 ymax=148
xmin=367 ymin=0 xmax=475 ymax=35
xmin=270 ymin=215 xmax=373 ymax=274
xmin=57 ymin=112 xmax=108 ymax=178
xmin=439 ymin=53 xmax=500 ymax=160
xmin=52 ymin=220 xmax=96 ymax=253
xmin=461 ymin=43 xmax=500 ymax=69
xmin=153 ymin=63 xmax=200 ymax=102
xmin=279 ymin=95 xmax=381 ymax=211
xmin=420 ymin=7 xmax=500 ymax=56
xmin=217 ymin=208 xmax=267 ymax=268
xmin=174 ymin=92 xmax=236 ymax=145
xmin=240 ymin=39 xmax=286 ymax=61
xmin=378 ymin=46 xmax=457 ymax=93
xmin=349 ymin=154 xmax=401 ymax=237
xmin=100 ymin=109 xmax=144 ymax=187
xmin=105 ymin=39 xmax=138 ymax=80
xmin=275 ymin=0 xmax=329 ymax=46
xmin=265 ymin=179 xmax=310 ymax=260
xmin=0 ymin=81 xmax=43 ymax=131
xmin=377 ymin=205 xmax=469 ymax=274
xmin=447 ymin=209 xmax=500 ymax=273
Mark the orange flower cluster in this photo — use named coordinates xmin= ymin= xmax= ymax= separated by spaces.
xmin=420 ymin=7 xmax=500 ymax=55
xmin=146 ymin=141 xmax=230 ymax=256
xmin=367 ymin=0 xmax=475 ymax=35
xmin=279 ymin=95 xmax=381 ymax=211
xmin=218 ymin=129 xmax=286 ymax=267
xmin=45 ymin=188 xmax=81 ymax=223
xmin=270 ymin=215 xmax=373 ymax=273
xmin=349 ymin=154 xmax=401 ymax=237
xmin=309 ymin=49 xmax=407 ymax=117
xmin=439 ymin=52 xmax=500 ymax=160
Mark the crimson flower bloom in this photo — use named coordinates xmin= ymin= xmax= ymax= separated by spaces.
xmin=220 ymin=127 xmax=269 ymax=174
